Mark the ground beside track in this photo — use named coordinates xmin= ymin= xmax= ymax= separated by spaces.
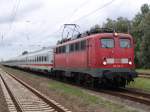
xmin=136 ymin=69 xmax=150 ymax=74
xmin=128 ymin=78 xmax=150 ymax=92
xmin=1 ymin=66 xmax=149 ymax=112
xmin=0 ymin=79 xmax=9 ymax=112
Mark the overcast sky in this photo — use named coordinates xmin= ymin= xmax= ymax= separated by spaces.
xmin=0 ymin=0 xmax=149 ymax=60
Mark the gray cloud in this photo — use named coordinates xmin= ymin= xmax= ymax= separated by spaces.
xmin=0 ymin=1 xmax=43 ymax=24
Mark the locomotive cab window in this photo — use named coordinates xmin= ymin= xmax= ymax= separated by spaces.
xmin=120 ymin=38 xmax=131 ymax=48
xmin=101 ymin=38 xmax=114 ymax=48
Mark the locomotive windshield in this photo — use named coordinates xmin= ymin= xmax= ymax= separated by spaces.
xmin=101 ymin=38 xmax=114 ymax=48
xmin=120 ymin=38 xmax=131 ymax=48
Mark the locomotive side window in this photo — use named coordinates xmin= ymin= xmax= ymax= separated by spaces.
xmin=70 ymin=44 xmax=75 ymax=52
xmin=101 ymin=38 xmax=114 ymax=48
xmin=62 ymin=46 xmax=66 ymax=53
xmin=56 ymin=47 xmax=59 ymax=53
xmin=66 ymin=45 xmax=69 ymax=53
xmin=120 ymin=38 xmax=131 ymax=48
xmin=58 ymin=47 xmax=61 ymax=53
xmin=75 ymin=42 xmax=80 ymax=51
xmin=81 ymin=40 xmax=86 ymax=50
xmin=56 ymin=40 xmax=86 ymax=53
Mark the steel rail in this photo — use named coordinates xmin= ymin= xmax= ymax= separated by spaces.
xmin=1 ymin=71 xmax=71 ymax=112
xmin=99 ymin=89 xmax=150 ymax=106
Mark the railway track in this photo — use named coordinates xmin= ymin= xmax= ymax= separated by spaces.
xmin=1 ymin=67 xmax=150 ymax=111
xmin=99 ymin=88 xmax=150 ymax=106
xmin=138 ymin=73 xmax=150 ymax=79
xmin=0 ymin=69 xmax=71 ymax=112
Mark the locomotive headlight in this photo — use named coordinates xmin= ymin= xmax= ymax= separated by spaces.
xmin=114 ymin=32 xmax=118 ymax=37
xmin=103 ymin=61 xmax=107 ymax=65
xmin=129 ymin=61 xmax=132 ymax=65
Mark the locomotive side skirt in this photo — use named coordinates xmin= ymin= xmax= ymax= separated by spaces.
xmin=53 ymin=67 xmax=137 ymax=79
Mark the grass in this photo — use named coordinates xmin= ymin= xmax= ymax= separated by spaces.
xmin=48 ymin=81 xmax=139 ymax=112
xmin=136 ymin=69 xmax=150 ymax=74
xmin=128 ymin=77 xmax=150 ymax=92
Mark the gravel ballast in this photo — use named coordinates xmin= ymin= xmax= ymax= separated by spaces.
xmin=0 ymin=80 xmax=9 ymax=112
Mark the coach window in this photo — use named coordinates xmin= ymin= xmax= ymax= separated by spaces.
xmin=36 ymin=57 xmax=37 ymax=62
xmin=120 ymin=38 xmax=131 ymax=48
xmin=43 ymin=56 xmax=45 ymax=61
xmin=41 ymin=56 xmax=42 ymax=62
xmin=101 ymin=38 xmax=114 ymax=48
xmin=41 ymin=56 xmax=43 ymax=62
xmin=39 ymin=57 xmax=40 ymax=62
xmin=38 ymin=57 xmax=39 ymax=62
xmin=43 ymin=56 xmax=45 ymax=62
xmin=39 ymin=56 xmax=42 ymax=62
xmin=44 ymin=56 xmax=47 ymax=61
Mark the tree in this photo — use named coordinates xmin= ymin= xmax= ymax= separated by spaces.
xmin=131 ymin=3 xmax=150 ymax=68
xmin=103 ymin=17 xmax=130 ymax=33
xmin=103 ymin=18 xmax=115 ymax=29
xmin=131 ymin=13 xmax=143 ymax=67
xmin=140 ymin=11 xmax=150 ymax=68
xmin=141 ymin=4 xmax=149 ymax=15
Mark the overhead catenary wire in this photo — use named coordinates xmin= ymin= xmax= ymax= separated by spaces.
xmin=49 ymin=0 xmax=117 ymax=37
xmin=37 ymin=0 xmax=91 ymax=42
xmin=71 ymin=0 xmax=116 ymax=23
xmin=66 ymin=0 xmax=91 ymax=22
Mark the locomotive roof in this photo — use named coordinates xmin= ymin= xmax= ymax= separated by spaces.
xmin=55 ymin=33 xmax=132 ymax=47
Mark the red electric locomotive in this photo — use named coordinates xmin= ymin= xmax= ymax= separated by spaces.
xmin=53 ymin=30 xmax=137 ymax=87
